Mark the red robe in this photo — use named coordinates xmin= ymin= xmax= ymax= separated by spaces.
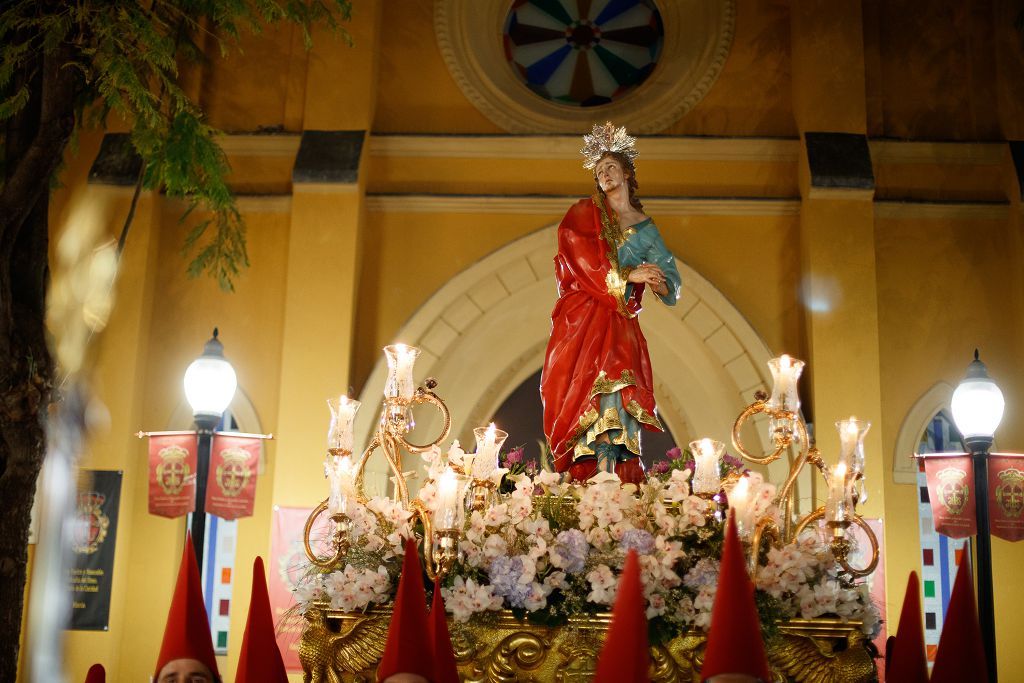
xmin=540 ymin=196 xmax=663 ymax=484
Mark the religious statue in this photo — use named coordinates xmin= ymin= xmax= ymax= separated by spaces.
xmin=541 ymin=122 xmax=681 ymax=484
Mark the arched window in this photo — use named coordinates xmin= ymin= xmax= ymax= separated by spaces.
xmin=915 ymin=410 xmax=970 ymax=668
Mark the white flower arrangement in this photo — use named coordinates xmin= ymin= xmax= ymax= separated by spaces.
xmin=293 ymin=448 xmax=881 ymax=644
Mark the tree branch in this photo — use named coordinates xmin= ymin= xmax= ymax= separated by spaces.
xmin=0 ymin=48 xmax=79 ymax=257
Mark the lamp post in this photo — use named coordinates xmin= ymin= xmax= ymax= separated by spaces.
xmin=183 ymin=328 xmax=238 ymax=570
xmin=950 ymin=349 xmax=1005 ymax=683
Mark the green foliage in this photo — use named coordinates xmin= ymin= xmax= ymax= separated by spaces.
xmin=0 ymin=0 xmax=353 ymax=290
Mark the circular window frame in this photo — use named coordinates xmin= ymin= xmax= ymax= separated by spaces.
xmin=434 ymin=0 xmax=735 ymax=134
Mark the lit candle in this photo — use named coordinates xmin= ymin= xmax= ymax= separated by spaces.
xmin=327 ymin=395 xmax=360 ymax=454
xmin=689 ymin=437 xmax=723 ymax=495
xmin=729 ymin=476 xmax=753 ymax=535
xmin=835 ymin=416 xmax=870 ymax=477
xmin=326 ymin=454 xmax=353 ymax=516
xmin=383 ymin=344 xmax=421 ymax=401
xmin=471 ymin=422 xmax=508 ymax=480
xmin=766 ymin=354 xmax=805 ymax=413
xmin=825 ymin=462 xmax=850 ymax=523
xmin=434 ymin=467 xmax=465 ymax=531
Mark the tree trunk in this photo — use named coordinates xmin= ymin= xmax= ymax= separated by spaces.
xmin=0 ymin=42 xmax=76 ymax=678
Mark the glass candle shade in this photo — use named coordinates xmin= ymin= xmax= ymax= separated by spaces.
xmin=327 ymin=396 xmax=360 ymax=454
xmin=765 ymin=354 xmax=805 ymax=443
xmin=835 ymin=417 xmax=869 ymax=476
xmin=471 ymin=423 xmax=509 ymax=480
xmin=325 ymin=454 xmax=354 ymax=516
xmin=433 ymin=467 xmax=469 ymax=531
xmin=728 ymin=475 xmax=754 ymax=536
xmin=825 ymin=462 xmax=852 ymax=524
xmin=383 ymin=344 xmax=421 ymax=401
xmin=689 ymin=438 xmax=724 ymax=495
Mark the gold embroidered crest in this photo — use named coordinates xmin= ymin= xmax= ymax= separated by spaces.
xmin=936 ymin=467 xmax=970 ymax=515
xmin=216 ymin=447 xmax=253 ymax=497
xmin=156 ymin=445 xmax=190 ymax=495
xmin=996 ymin=468 xmax=1024 ymax=518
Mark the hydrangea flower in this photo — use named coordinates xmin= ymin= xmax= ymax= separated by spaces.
xmin=550 ymin=529 xmax=589 ymax=574
xmin=619 ymin=528 xmax=655 ymax=555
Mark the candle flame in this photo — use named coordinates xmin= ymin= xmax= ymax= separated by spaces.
xmin=834 ymin=462 xmax=847 ymax=479
xmin=732 ymin=475 xmax=750 ymax=498
xmin=698 ymin=438 xmax=714 ymax=456
xmin=486 ymin=423 xmax=496 ymax=438
xmin=780 ymin=354 xmax=791 ymax=370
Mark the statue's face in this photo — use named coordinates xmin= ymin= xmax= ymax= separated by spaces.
xmin=156 ymin=658 xmax=215 ymax=683
xmin=595 ymin=155 xmax=629 ymax=194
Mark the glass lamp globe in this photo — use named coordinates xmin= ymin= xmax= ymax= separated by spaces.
xmin=951 ymin=350 xmax=1004 ymax=441
xmin=183 ymin=328 xmax=237 ymax=419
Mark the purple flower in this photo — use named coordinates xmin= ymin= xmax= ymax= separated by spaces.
xmin=524 ymin=461 xmax=537 ymax=476
xmin=488 ymin=555 xmax=532 ymax=608
xmin=650 ymin=461 xmax=671 ymax=475
xmin=552 ymin=529 xmax=589 ymax=574
xmin=503 ymin=446 xmax=524 ymax=466
xmin=723 ymin=453 xmax=745 ymax=471
xmin=666 ymin=446 xmax=683 ymax=461
xmin=619 ymin=529 xmax=655 ymax=555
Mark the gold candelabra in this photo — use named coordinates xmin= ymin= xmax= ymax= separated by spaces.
xmin=304 ymin=343 xmax=459 ymax=580
xmin=731 ymin=355 xmax=880 ymax=579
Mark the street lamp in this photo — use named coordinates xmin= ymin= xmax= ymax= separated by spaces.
xmin=950 ymin=349 xmax=1004 ymax=683
xmin=183 ymin=328 xmax=237 ymax=570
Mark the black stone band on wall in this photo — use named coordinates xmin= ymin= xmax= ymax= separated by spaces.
xmin=292 ymin=130 xmax=366 ymax=184
xmin=1008 ymin=140 xmax=1024 ymax=201
xmin=88 ymin=133 xmax=143 ymax=186
xmin=803 ymin=132 xmax=875 ymax=191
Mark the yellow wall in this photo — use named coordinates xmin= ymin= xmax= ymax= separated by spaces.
xmin=33 ymin=1 xmax=1024 ymax=681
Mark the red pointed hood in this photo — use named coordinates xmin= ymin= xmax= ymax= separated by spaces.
xmin=701 ymin=512 xmax=772 ymax=682
xmin=377 ymin=537 xmax=434 ymax=681
xmin=429 ymin=578 xmax=460 ymax=683
xmin=84 ymin=663 xmax=105 ymax=683
xmin=886 ymin=572 xmax=929 ymax=683
xmin=931 ymin=555 xmax=988 ymax=683
xmin=154 ymin=534 xmax=220 ymax=681
xmin=593 ymin=549 xmax=650 ymax=683
xmin=236 ymin=557 xmax=289 ymax=682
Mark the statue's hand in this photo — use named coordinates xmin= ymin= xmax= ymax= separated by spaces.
xmin=626 ymin=263 xmax=666 ymax=289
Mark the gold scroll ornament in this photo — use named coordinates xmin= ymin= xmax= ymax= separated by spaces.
xmin=298 ymin=605 xmax=877 ymax=683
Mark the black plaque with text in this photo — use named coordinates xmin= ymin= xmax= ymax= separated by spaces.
xmin=69 ymin=470 xmax=122 ymax=630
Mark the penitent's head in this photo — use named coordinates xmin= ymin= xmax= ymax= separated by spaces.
xmin=155 ymin=658 xmax=216 ymax=683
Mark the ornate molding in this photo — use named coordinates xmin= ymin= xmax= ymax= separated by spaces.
xmin=874 ymin=200 xmax=1008 ymax=220
xmin=368 ymin=134 xmax=800 ymax=162
xmin=299 ymin=606 xmax=878 ymax=682
xmin=433 ymin=0 xmax=736 ymax=134
xmin=365 ymin=194 xmax=801 ymax=216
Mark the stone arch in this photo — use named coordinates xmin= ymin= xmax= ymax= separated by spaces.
xmin=356 ymin=224 xmax=786 ymax=495
xmin=892 ymin=382 xmax=956 ymax=485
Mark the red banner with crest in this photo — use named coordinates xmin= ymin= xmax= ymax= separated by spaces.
xmin=148 ymin=433 xmax=198 ymax=518
xmin=923 ymin=455 xmax=977 ymax=539
xmin=988 ymin=455 xmax=1024 ymax=542
xmin=205 ymin=433 xmax=261 ymax=520
xmin=269 ymin=506 xmax=323 ymax=671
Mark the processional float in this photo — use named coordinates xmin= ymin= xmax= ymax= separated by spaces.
xmin=298 ymin=345 xmax=881 ymax=682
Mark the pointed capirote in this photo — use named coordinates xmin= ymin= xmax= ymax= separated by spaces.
xmin=593 ymin=549 xmax=650 ymax=683
xmin=236 ymin=557 xmax=289 ymax=682
xmin=377 ymin=537 xmax=434 ymax=682
xmin=700 ymin=511 xmax=772 ymax=682
xmin=154 ymin=533 xmax=220 ymax=681
xmin=885 ymin=572 xmax=929 ymax=683
xmin=931 ymin=554 xmax=989 ymax=683
xmin=429 ymin=577 xmax=460 ymax=683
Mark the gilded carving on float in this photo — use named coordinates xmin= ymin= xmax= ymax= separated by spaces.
xmin=298 ymin=607 xmax=877 ymax=682
xmin=434 ymin=0 xmax=735 ymax=133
